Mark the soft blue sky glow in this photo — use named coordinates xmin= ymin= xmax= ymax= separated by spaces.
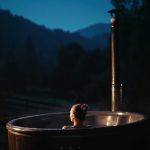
xmin=0 ymin=0 xmax=114 ymax=31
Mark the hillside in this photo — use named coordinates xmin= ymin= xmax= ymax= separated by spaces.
xmin=75 ymin=23 xmax=110 ymax=49
xmin=0 ymin=9 xmax=104 ymax=66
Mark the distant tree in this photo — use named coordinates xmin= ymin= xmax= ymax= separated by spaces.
xmin=51 ymin=43 xmax=86 ymax=92
xmin=24 ymin=35 xmax=38 ymax=86
xmin=0 ymin=41 xmax=18 ymax=92
xmin=58 ymin=43 xmax=85 ymax=69
xmin=7 ymin=42 xmax=17 ymax=79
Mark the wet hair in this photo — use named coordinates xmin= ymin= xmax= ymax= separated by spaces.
xmin=71 ymin=104 xmax=88 ymax=121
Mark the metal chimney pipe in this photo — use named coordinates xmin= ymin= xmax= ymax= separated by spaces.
xmin=108 ymin=9 xmax=121 ymax=112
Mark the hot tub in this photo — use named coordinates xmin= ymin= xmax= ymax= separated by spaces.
xmin=6 ymin=111 xmax=149 ymax=150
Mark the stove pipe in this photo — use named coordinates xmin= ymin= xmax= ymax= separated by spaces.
xmin=108 ymin=9 xmax=122 ymax=112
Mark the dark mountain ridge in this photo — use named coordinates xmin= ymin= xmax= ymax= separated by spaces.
xmin=0 ymin=8 xmax=111 ymax=89
xmin=75 ymin=23 xmax=110 ymax=49
xmin=0 ymin=9 xmax=105 ymax=66
xmin=75 ymin=23 xmax=110 ymax=38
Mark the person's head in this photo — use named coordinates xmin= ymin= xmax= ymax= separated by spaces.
xmin=70 ymin=104 xmax=88 ymax=123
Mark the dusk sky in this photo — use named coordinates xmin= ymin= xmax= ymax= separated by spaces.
xmin=0 ymin=0 xmax=114 ymax=32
